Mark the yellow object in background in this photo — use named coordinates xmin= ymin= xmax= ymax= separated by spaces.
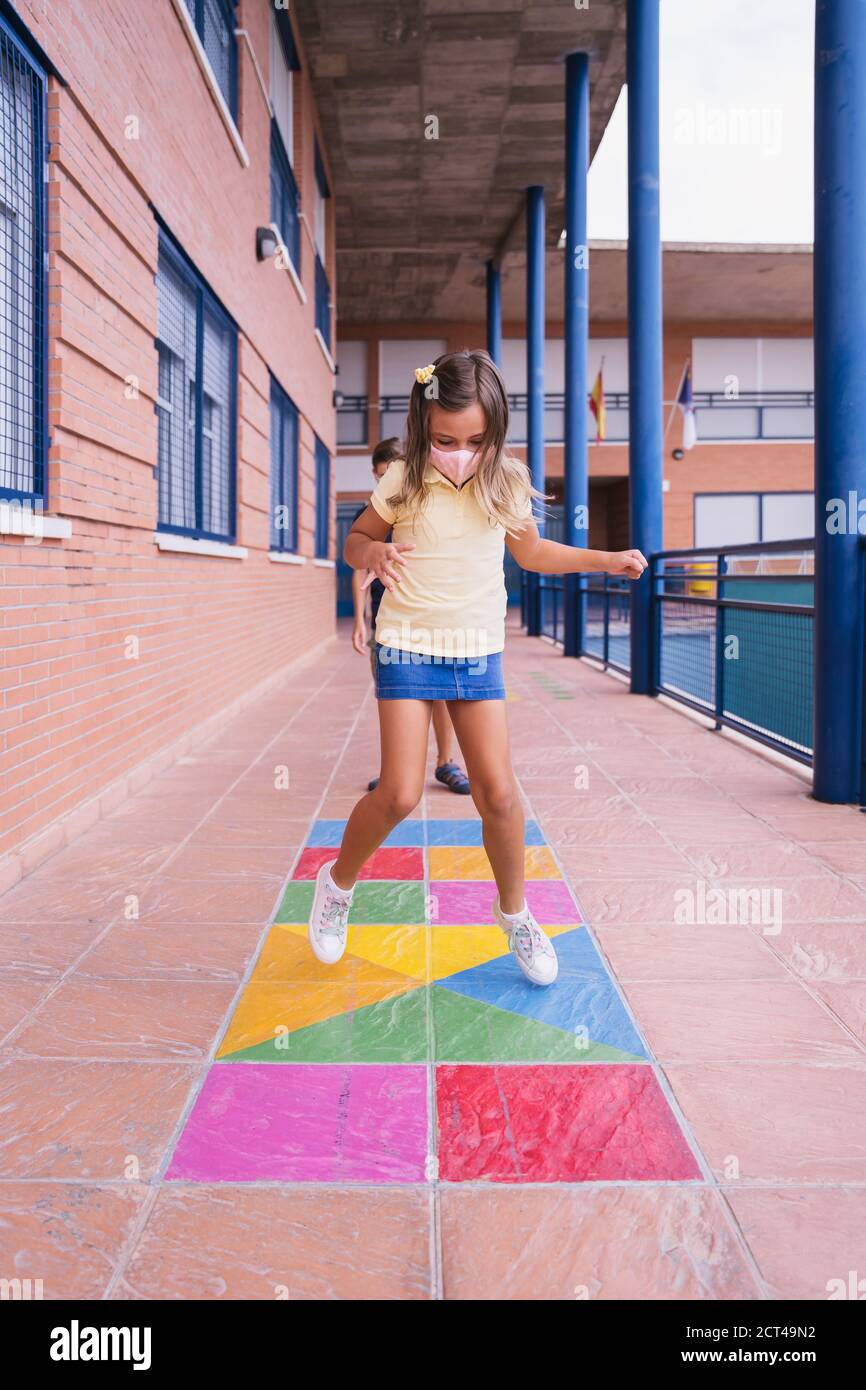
xmin=688 ymin=561 xmax=715 ymax=596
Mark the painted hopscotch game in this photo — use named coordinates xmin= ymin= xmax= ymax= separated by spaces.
xmin=167 ymin=815 xmax=700 ymax=1184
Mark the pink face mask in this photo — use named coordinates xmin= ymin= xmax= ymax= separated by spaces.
xmin=429 ymin=445 xmax=479 ymax=487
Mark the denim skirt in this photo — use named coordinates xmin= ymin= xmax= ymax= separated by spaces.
xmin=374 ymin=644 xmax=505 ymax=701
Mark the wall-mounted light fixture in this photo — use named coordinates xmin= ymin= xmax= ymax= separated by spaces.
xmin=256 ymin=226 xmax=278 ymax=261
xmin=671 ymin=447 xmax=684 ymax=460
xmin=332 ymin=389 xmax=345 ymax=409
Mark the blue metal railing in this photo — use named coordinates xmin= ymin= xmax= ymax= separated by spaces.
xmin=533 ymin=572 xmax=631 ymax=674
xmin=523 ymin=536 xmax=815 ymax=763
xmin=362 ymin=388 xmax=816 ymax=446
xmin=336 ymin=394 xmax=369 ymax=446
xmin=652 ymin=539 xmax=814 ymax=762
xmin=582 ymin=574 xmax=632 ymax=673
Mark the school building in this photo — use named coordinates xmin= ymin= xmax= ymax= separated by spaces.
xmin=2 ymin=0 xmax=866 ymax=1306
xmin=335 ymin=241 xmax=815 ymax=558
xmin=0 ymin=0 xmax=339 ymax=879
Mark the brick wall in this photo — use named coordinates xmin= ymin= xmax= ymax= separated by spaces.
xmin=0 ymin=0 xmax=337 ymax=871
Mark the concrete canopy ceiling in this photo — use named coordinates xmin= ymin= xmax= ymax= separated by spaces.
xmin=493 ymin=242 xmax=814 ymax=325
xmin=293 ymin=0 xmax=627 ymax=323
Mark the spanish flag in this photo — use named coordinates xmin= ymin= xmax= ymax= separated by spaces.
xmin=589 ymin=365 xmax=606 ymax=443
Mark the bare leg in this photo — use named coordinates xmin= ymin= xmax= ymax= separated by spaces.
xmin=332 ymin=699 xmax=432 ymax=888
xmin=446 ymin=700 xmax=525 ymax=914
xmin=431 ymin=701 xmax=454 ymax=765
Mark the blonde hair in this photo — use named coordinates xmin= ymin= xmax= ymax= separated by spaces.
xmin=391 ymin=348 xmax=544 ymax=534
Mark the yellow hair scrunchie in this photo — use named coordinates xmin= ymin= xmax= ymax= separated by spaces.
xmin=414 ymin=364 xmax=435 ymax=385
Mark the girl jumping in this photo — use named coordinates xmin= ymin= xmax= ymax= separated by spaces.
xmin=308 ymin=349 xmax=647 ymax=986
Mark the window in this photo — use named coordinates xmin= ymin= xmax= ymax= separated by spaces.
xmin=314 ymin=140 xmax=328 ymax=261
xmin=313 ymin=141 xmax=331 ymax=348
xmin=0 ymin=16 xmax=46 ymax=502
xmin=269 ymin=4 xmax=293 ymax=158
xmin=269 ymin=3 xmax=300 ymax=271
xmin=270 ymin=376 xmax=298 ymax=552
xmin=155 ymin=231 xmax=237 ymax=541
xmin=694 ymin=492 xmax=814 ymax=548
xmin=314 ymin=435 xmax=330 ymax=559
xmin=335 ymin=340 xmax=369 ymax=446
xmin=270 ymin=121 xmax=300 ymax=272
xmin=182 ymin=0 xmax=238 ymax=118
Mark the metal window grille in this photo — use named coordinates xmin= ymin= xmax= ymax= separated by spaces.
xmin=315 ymin=253 xmax=331 ymax=350
xmin=0 ymin=18 xmax=45 ymax=501
xmin=314 ymin=435 xmax=330 ymax=559
xmin=182 ymin=0 xmax=238 ymax=118
xmin=269 ymin=376 xmax=298 ymax=552
xmin=155 ymin=234 xmax=236 ymax=541
xmin=270 ymin=119 xmax=300 ymax=272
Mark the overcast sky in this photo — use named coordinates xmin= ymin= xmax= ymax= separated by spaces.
xmin=588 ymin=0 xmax=814 ymax=244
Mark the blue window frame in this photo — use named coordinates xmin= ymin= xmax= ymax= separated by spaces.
xmin=0 ymin=14 xmax=47 ymax=503
xmin=182 ymin=0 xmax=239 ymax=119
xmin=313 ymin=139 xmax=331 ymax=348
xmin=314 ymin=253 xmax=331 ymax=350
xmin=155 ymin=230 xmax=237 ymax=542
xmin=270 ymin=120 xmax=301 ymax=273
xmin=314 ymin=435 xmax=330 ymax=559
xmin=270 ymin=376 xmax=298 ymax=552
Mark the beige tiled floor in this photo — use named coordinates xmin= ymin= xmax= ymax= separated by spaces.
xmin=0 ymin=620 xmax=864 ymax=1299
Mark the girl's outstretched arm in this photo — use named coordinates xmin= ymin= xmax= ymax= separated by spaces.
xmin=505 ymin=518 xmax=648 ymax=581
xmin=344 ymin=503 xmax=415 ymax=592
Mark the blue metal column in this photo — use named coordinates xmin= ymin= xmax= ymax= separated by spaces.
xmin=525 ymin=185 xmax=546 ymax=636
xmin=626 ymin=0 xmax=663 ymax=694
xmin=813 ymin=0 xmax=866 ymax=802
xmin=563 ymin=51 xmax=590 ymax=658
xmin=486 ymin=259 xmax=502 ymax=366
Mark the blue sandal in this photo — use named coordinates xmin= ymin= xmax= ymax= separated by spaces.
xmin=435 ymin=762 xmax=471 ymax=795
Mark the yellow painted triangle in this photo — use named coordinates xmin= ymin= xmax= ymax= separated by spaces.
xmin=279 ymin=921 xmax=427 ymax=981
xmin=429 ymin=923 xmax=572 ymax=979
xmin=216 ymin=973 xmax=417 ymax=1058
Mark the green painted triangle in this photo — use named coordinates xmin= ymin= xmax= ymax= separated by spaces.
xmin=430 ymin=986 xmax=644 ymax=1063
xmin=220 ymin=985 xmax=428 ymax=1063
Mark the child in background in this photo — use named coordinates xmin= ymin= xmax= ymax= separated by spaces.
xmin=352 ymin=437 xmax=470 ymax=796
xmin=313 ymin=350 xmax=646 ymax=986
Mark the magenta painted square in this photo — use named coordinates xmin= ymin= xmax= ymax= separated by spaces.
xmin=166 ymin=1063 xmax=428 ymax=1182
xmin=430 ymin=880 xmax=582 ymax=926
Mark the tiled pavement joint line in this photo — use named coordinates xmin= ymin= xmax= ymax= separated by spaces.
xmin=430 ymin=1185 xmax=443 ymax=1301
xmin=152 ymin=671 xmax=374 ymax=1170
xmin=0 ymin=646 xmax=362 ymax=1056
xmin=510 ymin=691 xmax=718 ymax=1192
xmin=637 ymin=709 xmax=866 ymax=892
xmin=420 ymin=779 xmax=443 ymax=1301
xmin=9 ymin=1174 xmax=866 ymax=1190
xmin=580 ymin=692 xmax=866 ymax=1060
xmin=102 ymin=654 xmax=375 ymax=1301
xmin=715 ymin=1191 xmax=773 ymax=1301
xmin=508 ymin=646 xmax=786 ymax=1298
xmin=6 ymin=1053 xmax=865 ymax=1069
xmin=98 ymin=1186 xmax=161 ymax=1303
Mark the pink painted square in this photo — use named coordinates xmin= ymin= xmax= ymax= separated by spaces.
xmin=166 ymin=1063 xmax=428 ymax=1182
xmin=429 ymin=880 xmax=582 ymax=926
xmin=293 ymin=846 xmax=424 ymax=880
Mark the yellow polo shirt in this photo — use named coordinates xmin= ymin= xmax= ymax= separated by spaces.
xmin=368 ymin=458 xmax=532 ymax=658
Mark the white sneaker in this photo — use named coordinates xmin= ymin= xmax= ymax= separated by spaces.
xmin=494 ymin=897 xmax=559 ymax=987
xmin=308 ymin=860 xmax=354 ymax=965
